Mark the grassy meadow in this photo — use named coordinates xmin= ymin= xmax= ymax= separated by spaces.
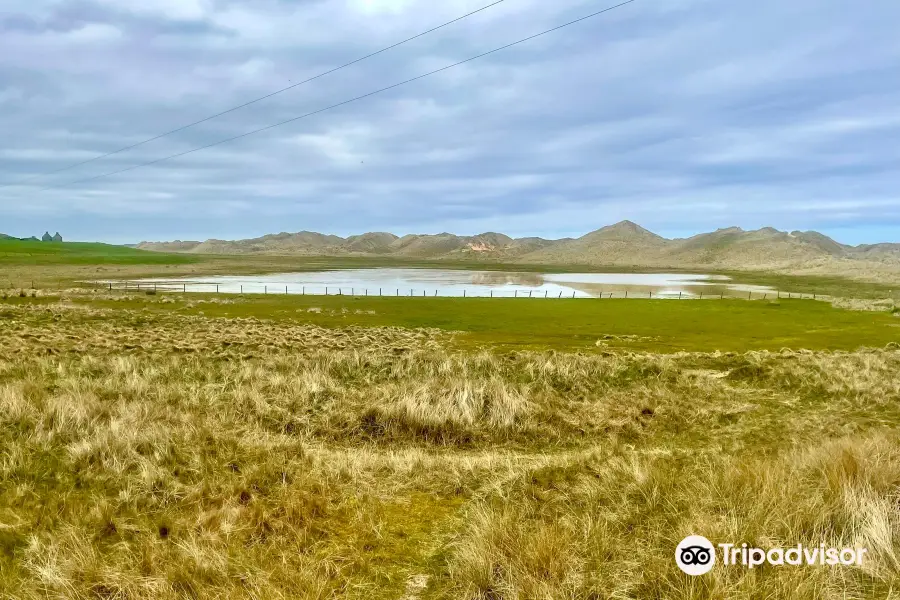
xmin=0 ymin=239 xmax=200 ymax=266
xmin=1 ymin=239 xmax=900 ymax=599
xmin=46 ymin=292 xmax=899 ymax=352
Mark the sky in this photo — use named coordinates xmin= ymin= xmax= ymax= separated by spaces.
xmin=1 ymin=0 xmax=899 ymax=245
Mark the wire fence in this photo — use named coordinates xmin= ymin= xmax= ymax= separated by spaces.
xmin=46 ymin=280 xmax=818 ymax=301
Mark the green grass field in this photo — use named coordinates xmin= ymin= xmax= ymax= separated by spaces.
xmin=0 ymin=239 xmax=198 ymax=266
xmin=61 ymin=292 xmax=899 ymax=352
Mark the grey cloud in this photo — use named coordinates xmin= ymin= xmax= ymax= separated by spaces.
xmin=1 ymin=0 xmax=899 ymax=244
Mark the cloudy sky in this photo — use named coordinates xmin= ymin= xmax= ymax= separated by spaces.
xmin=1 ymin=0 xmax=899 ymax=244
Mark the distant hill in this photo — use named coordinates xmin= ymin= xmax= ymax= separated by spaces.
xmin=664 ymin=227 xmax=829 ymax=269
xmin=136 ymin=222 xmax=900 ymax=283
xmin=524 ymin=221 xmax=668 ymax=266
xmin=345 ymin=232 xmax=399 ymax=253
xmin=0 ymin=238 xmax=197 ymax=265
xmin=137 ymin=240 xmax=202 ymax=252
xmin=1 ymin=233 xmax=40 ymax=242
xmin=136 ymin=230 xmax=550 ymax=260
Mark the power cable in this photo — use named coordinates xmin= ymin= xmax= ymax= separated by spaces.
xmin=31 ymin=0 xmax=637 ymax=193
xmin=0 ymin=0 xmax=508 ymax=189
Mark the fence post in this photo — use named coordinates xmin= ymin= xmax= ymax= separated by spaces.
xmin=137 ymin=283 xmax=140 ymax=290
xmin=650 ymin=291 xmax=652 ymax=299
xmin=679 ymin=291 xmax=682 ymax=299
xmin=285 ymin=286 xmax=288 ymax=295
xmin=545 ymin=291 xmax=548 ymax=298
xmin=699 ymin=292 xmax=701 ymax=300
xmin=529 ymin=290 xmax=533 ymax=298
xmin=559 ymin=291 xmax=562 ymax=298
xmin=265 ymin=286 xmax=267 ymax=294
xmin=763 ymin=293 xmax=767 ymax=300
xmin=748 ymin=291 xmax=751 ymax=300
xmin=625 ymin=291 xmax=628 ymax=299
xmin=573 ymin=291 xmax=576 ymax=299
xmin=184 ymin=283 xmax=186 ymax=292
xmin=109 ymin=282 xmax=112 ymax=291
xmin=240 ymin=285 xmax=243 ymax=294
xmin=490 ymin=290 xmax=493 ymax=298
xmin=463 ymin=289 xmax=466 ymax=298
xmin=352 ymin=288 xmax=354 ymax=296
xmin=216 ymin=284 xmax=219 ymax=293
xmin=514 ymin=290 xmax=517 ymax=298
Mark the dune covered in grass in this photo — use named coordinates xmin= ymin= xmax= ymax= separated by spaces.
xmin=1 ymin=295 xmax=899 ymax=598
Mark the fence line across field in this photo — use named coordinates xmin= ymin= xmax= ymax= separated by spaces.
xmin=82 ymin=280 xmax=817 ymax=301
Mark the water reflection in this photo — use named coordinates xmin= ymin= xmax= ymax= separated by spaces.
xmin=110 ymin=268 xmax=777 ymax=299
xmin=470 ymin=272 xmax=545 ymax=287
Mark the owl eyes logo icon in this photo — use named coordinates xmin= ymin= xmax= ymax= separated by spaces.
xmin=680 ymin=545 xmax=712 ymax=566
xmin=676 ymin=536 xmax=716 ymax=575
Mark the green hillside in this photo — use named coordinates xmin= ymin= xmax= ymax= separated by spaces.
xmin=0 ymin=238 xmax=198 ymax=265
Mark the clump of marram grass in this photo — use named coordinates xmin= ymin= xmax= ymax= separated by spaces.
xmin=355 ymin=377 xmax=531 ymax=444
xmin=446 ymin=435 xmax=900 ymax=599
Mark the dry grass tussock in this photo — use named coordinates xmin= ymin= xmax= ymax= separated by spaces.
xmin=1 ymin=301 xmax=900 ymax=598
xmin=0 ymin=302 xmax=446 ymax=359
xmin=828 ymin=296 xmax=899 ymax=313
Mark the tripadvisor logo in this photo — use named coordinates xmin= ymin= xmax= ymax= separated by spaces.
xmin=676 ymin=536 xmax=716 ymax=576
xmin=675 ymin=536 xmax=868 ymax=576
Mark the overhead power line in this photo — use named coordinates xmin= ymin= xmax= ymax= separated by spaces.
xmin=33 ymin=0 xmax=637 ymax=194
xmin=0 ymin=0 xmax=508 ymax=189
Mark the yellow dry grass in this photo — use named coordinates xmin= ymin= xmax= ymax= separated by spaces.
xmin=1 ymin=300 xmax=899 ymax=599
